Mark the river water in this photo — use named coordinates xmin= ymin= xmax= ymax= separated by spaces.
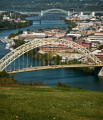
xmin=0 ymin=14 xmax=103 ymax=91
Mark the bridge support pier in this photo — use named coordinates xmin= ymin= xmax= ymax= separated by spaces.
xmin=40 ymin=19 xmax=41 ymax=24
xmin=41 ymin=10 xmax=43 ymax=17
xmin=68 ymin=11 xmax=70 ymax=17
xmin=94 ymin=67 xmax=103 ymax=76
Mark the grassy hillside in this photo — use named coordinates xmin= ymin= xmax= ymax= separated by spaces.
xmin=0 ymin=86 xmax=103 ymax=120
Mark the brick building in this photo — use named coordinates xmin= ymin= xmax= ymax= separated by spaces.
xmin=76 ymin=42 xmax=92 ymax=49
xmin=95 ymin=50 xmax=103 ymax=63
xmin=40 ymin=46 xmax=74 ymax=52
xmin=40 ymin=41 xmax=91 ymax=52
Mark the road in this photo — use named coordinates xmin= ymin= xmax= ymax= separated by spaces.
xmin=8 ymin=64 xmax=103 ymax=74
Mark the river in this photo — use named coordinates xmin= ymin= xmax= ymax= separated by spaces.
xmin=0 ymin=14 xmax=103 ymax=91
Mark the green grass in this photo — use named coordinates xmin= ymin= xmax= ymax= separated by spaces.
xmin=0 ymin=86 xmax=103 ymax=120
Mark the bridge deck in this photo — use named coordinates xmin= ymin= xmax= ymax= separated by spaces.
xmin=8 ymin=64 xmax=103 ymax=74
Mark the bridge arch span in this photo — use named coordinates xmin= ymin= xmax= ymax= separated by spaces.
xmin=41 ymin=9 xmax=70 ymax=16
xmin=0 ymin=38 xmax=102 ymax=71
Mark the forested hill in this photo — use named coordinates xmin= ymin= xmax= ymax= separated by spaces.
xmin=0 ymin=0 xmax=103 ymax=12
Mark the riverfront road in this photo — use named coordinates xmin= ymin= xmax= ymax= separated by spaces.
xmin=8 ymin=64 xmax=103 ymax=74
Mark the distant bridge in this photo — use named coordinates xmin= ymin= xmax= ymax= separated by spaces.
xmin=40 ymin=9 xmax=70 ymax=17
xmin=23 ymin=9 xmax=103 ymax=22
xmin=21 ymin=10 xmax=103 ymax=16
xmin=40 ymin=9 xmax=103 ymax=17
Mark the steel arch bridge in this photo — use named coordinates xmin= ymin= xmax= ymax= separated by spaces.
xmin=41 ymin=9 xmax=70 ymax=17
xmin=0 ymin=38 xmax=102 ymax=71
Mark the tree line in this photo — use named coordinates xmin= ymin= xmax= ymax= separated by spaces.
xmin=0 ymin=20 xmax=33 ymax=30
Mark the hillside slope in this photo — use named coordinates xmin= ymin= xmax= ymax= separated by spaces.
xmin=0 ymin=86 xmax=103 ymax=120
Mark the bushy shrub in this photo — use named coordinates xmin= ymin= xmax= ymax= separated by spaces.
xmin=0 ymin=71 xmax=16 ymax=86
xmin=57 ymin=82 xmax=71 ymax=88
xmin=74 ymin=86 xmax=83 ymax=89
xmin=57 ymin=82 xmax=83 ymax=89
xmin=20 ymin=81 xmax=44 ymax=86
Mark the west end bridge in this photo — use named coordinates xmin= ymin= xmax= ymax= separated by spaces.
xmin=23 ymin=8 xmax=103 ymax=17
xmin=0 ymin=38 xmax=103 ymax=76
xmin=40 ymin=9 xmax=97 ymax=17
xmin=40 ymin=9 xmax=71 ymax=17
xmin=32 ymin=9 xmax=71 ymax=23
xmin=31 ymin=8 xmax=98 ymax=23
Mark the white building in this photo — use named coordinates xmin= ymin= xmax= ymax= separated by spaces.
xmin=86 ymin=32 xmax=103 ymax=43
xmin=3 ymin=15 xmax=10 ymax=21
xmin=78 ymin=22 xmax=94 ymax=28
xmin=91 ymin=12 xmax=95 ymax=17
xmin=78 ymin=12 xmax=95 ymax=19
xmin=67 ymin=33 xmax=81 ymax=38
xmin=23 ymin=31 xmax=28 ymax=35
xmin=32 ymin=32 xmax=45 ymax=36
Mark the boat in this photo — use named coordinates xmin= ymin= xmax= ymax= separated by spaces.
xmin=5 ymin=43 xmax=12 ymax=49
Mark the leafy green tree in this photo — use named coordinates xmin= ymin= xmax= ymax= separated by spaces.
xmin=0 ymin=71 xmax=16 ymax=86
xmin=12 ymin=40 xmax=25 ymax=49
xmin=98 ymin=45 xmax=103 ymax=50
xmin=0 ymin=71 xmax=9 ymax=78
xmin=17 ymin=30 xmax=23 ymax=35
xmin=8 ymin=33 xmax=16 ymax=39
xmin=0 ymin=20 xmax=33 ymax=30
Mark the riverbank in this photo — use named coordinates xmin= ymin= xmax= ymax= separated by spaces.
xmin=0 ymin=85 xmax=103 ymax=120
xmin=0 ymin=20 xmax=33 ymax=30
